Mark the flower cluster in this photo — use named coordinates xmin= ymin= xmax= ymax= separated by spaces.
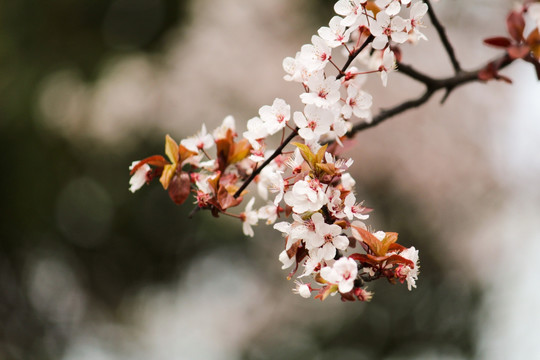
xmin=128 ymin=0 xmax=431 ymax=301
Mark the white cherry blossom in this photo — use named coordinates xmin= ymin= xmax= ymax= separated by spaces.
xmin=293 ymin=280 xmax=312 ymax=298
xmin=309 ymin=212 xmax=349 ymax=261
xmin=241 ymin=197 xmax=259 ymax=237
xmin=370 ymin=11 xmax=409 ymax=50
xmin=258 ymin=203 xmax=279 ymax=225
xmin=259 ymin=98 xmax=290 ymax=135
xmin=129 ymin=161 xmax=150 ymax=193
xmin=375 ymin=0 xmax=411 ymax=16
xmin=334 ymin=0 xmax=368 ymax=27
xmin=300 ymin=72 xmax=341 ymax=108
xmin=318 ymin=16 xmax=350 ymax=48
xmin=298 ymin=35 xmax=332 ymax=72
xmin=283 ymin=176 xmax=328 ymax=214
xmin=320 ymin=257 xmax=358 ymax=293
xmin=341 ymin=173 xmax=356 ymax=191
xmin=181 ymin=124 xmax=214 ymax=153
xmin=374 ymin=48 xmax=397 ymax=87
xmin=405 ymin=1 xmax=429 ymax=41
xmin=343 ymin=193 xmax=370 ymax=220
xmin=279 ymin=249 xmax=295 ymax=269
xmin=274 ymin=213 xmax=310 ymax=250
xmin=243 ymin=116 xmax=268 ymax=150
xmin=294 ymin=104 xmax=334 ymax=143
xmin=341 ymin=85 xmax=372 ymax=120
xmin=397 ymin=246 xmax=420 ymax=290
xmin=212 ymin=115 xmax=236 ymax=140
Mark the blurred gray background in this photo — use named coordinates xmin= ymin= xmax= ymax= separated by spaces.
xmin=1 ymin=0 xmax=540 ymax=359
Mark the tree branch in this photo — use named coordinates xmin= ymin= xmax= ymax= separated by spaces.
xmin=337 ymin=34 xmax=375 ymax=80
xmin=232 ymin=35 xmax=376 ymax=199
xmin=346 ymin=54 xmax=513 ymax=137
xmin=233 ymin=129 xmax=298 ymax=198
xmin=424 ymin=0 xmax=462 ymax=74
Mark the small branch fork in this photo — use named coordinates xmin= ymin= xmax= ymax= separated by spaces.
xmin=347 ymin=53 xmax=513 ymax=137
xmin=227 ymin=2 xmax=514 ymax=201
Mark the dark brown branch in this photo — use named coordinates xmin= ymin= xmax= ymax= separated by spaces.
xmin=346 ymin=54 xmax=513 ymax=137
xmin=337 ymin=34 xmax=374 ymax=80
xmin=233 ymin=129 xmax=298 ymax=198
xmin=424 ymin=0 xmax=462 ymax=74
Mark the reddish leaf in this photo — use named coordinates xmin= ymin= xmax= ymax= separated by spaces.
xmin=351 ymin=225 xmax=383 ymax=256
xmin=507 ymin=45 xmax=530 ymax=59
xmin=129 ymin=155 xmax=168 ymax=175
xmin=168 ymin=171 xmax=191 ymax=205
xmin=506 ymin=11 xmax=525 ymax=42
xmin=286 ymin=239 xmax=301 ymax=259
xmin=483 ymin=36 xmax=512 ymax=48
xmin=228 ymin=138 xmax=251 ymax=165
xmin=217 ymin=184 xmax=242 ymax=210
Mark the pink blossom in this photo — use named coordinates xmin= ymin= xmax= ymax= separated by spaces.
xmin=320 ymin=257 xmax=358 ymax=293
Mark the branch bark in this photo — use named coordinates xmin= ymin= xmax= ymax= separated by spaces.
xmin=424 ymin=0 xmax=462 ymax=74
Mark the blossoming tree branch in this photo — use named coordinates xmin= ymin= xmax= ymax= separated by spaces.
xmin=129 ymin=0 xmax=540 ymax=301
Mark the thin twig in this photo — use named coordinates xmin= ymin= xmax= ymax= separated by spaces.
xmin=233 ymin=130 xmax=298 ymax=198
xmin=424 ymin=0 xmax=462 ymax=74
xmin=337 ymin=35 xmax=375 ymax=80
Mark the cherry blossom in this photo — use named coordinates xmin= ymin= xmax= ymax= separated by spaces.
xmin=259 ymin=98 xmax=291 ymax=135
xmin=257 ymin=203 xmax=279 ymax=225
xmin=283 ymin=176 xmax=327 ymax=214
xmin=243 ymin=116 xmax=268 ymax=150
xmin=375 ymin=0 xmax=411 ymax=16
xmin=320 ymin=257 xmax=358 ymax=293
xmin=293 ymin=281 xmax=312 ymax=298
xmin=299 ymin=35 xmax=332 ymax=72
xmin=212 ymin=115 xmax=236 ymax=140
xmin=279 ymin=249 xmax=295 ymax=269
xmin=129 ymin=161 xmax=150 ymax=193
xmin=300 ymin=72 xmax=341 ymax=108
xmin=396 ymin=246 xmax=420 ymax=290
xmin=405 ymin=1 xmax=429 ymax=41
xmin=241 ymin=197 xmax=259 ymax=237
xmin=377 ymin=48 xmax=397 ymax=87
xmin=334 ymin=0 xmax=367 ymax=27
xmin=125 ymin=0 xmax=463 ymax=303
xmin=308 ymin=213 xmax=349 ymax=261
xmin=370 ymin=11 xmax=409 ymax=50
xmin=341 ymin=85 xmax=373 ymax=120
xmin=180 ymin=124 xmax=214 ymax=153
xmin=294 ymin=104 xmax=334 ymax=143
xmin=318 ymin=16 xmax=350 ymax=48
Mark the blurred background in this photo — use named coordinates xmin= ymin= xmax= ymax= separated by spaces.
xmin=1 ymin=0 xmax=539 ymax=359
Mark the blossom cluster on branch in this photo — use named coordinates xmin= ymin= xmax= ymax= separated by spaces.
xmin=129 ymin=0 xmax=540 ymax=302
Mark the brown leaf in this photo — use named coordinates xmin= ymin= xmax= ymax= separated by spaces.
xmin=129 ymin=155 xmax=168 ymax=175
xmin=507 ymin=45 xmax=530 ymax=59
xmin=217 ymin=184 xmax=242 ymax=210
xmin=483 ymin=36 xmax=512 ymax=48
xmin=506 ymin=11 xmax=525 ymax=42
xmin=351 ymin=225 xmax=384 ymax=256
xmin=228 ymin=138 xmax=252 ymax=165
xmin=168 ymin=171 xmax=191 ymax=205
